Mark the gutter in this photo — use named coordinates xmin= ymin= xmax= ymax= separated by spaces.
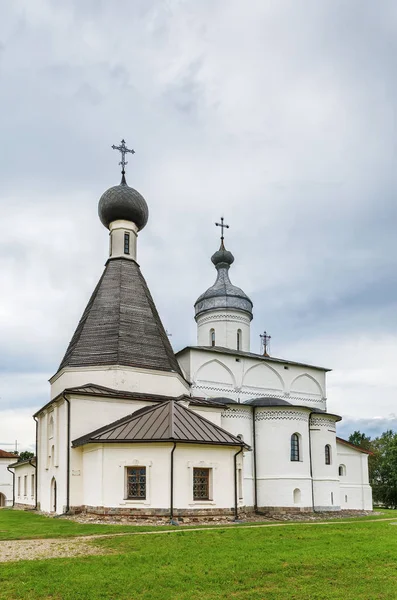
xmin=62 ymin=393 xmax=71 ymax=514
xmin=32 ymin=416 xmax=38 ymax=509
xmin=234 ymin=447 xmax=243 ymax=521
xmin=6 ymin=465 xmax=15 ymax=507
xmin=169 ymin=442 xmax=178 ymax=525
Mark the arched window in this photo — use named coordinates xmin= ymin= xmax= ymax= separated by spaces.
xmin=293 ymin=488 xmax=301 ymax=504
xmin=325 ymin=444 xmax=331 ymax=465
xmin=49 ymin=415 xmax=54 ymax=439
xmin=237 ymin=329 xmax=242 ymax=351
xmin=290 ymin=433 xmax=300 ymax=461
xmin=210 ymin=329 xmax=215 ymax=347
xmin=338 ymin=464 xmax=346 ymax=477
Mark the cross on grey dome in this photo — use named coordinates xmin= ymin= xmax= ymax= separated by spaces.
xmin=98 ymin=139 xmax=149 ymax=231
xmin=194 ymin=220 xmax=253 ymax=321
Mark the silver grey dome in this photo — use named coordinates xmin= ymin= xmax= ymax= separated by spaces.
xmin=194 ymin=241 xmax=253 ymax=320
xmin=98 ymin=174 xmax=149 ymax=230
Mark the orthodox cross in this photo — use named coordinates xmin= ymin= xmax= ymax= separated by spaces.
xmin=111 ymin=139 xmax=135 ymax=174
xmin=260 ymin=331 xmax=271 ymax=357
xmin=215 ymin=217 xmax=229 ymax=241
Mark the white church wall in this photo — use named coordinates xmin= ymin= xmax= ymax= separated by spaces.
xmin=310 ymin=416 xmax=340 ymax=510
xmin=188 ymin=406 xmax=223 ymax=427
xmin=220 ymin=406 xmax=255 ymax=507
xmin=196 ymin=310 xmax=251 ymax=352
xmin=37 ymin=401 xmax=68 ymax=514
xmin=336 ymin=441 xmax=372 ymax=510
xmin=50 ymin=365 xmax=189 ymax=401
xmin=0 ymin=457 xmax=15 ymax=507
xmin=80 ymin=442 xmax=240 ymax=512
xmin=255 ymin=408 xmax=313 ymax=509
xmin=180 ymin=348 xmax=326 ymax=410
xmin=14 ymin=461 xmax=36 ymax=507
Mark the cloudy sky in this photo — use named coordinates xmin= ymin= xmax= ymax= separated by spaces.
xmin=1 ymin=0 xmax=397 ymax=451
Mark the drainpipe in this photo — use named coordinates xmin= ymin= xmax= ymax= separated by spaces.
xmin=169 ymin=442 xmax=177 ymax=525
xmin=32 ymin=415 xmax=38 ymax=509
xmin=6 ymin=465 xmax=15 ymax=507
xmin=252 ymin=406 xmax=258 ymax=512
xmin=234 ymin=447 xmax=243 ymax=521
xmin=308 ymin=411 xmax=316 ymax=513
xmin=62 ymin=393 xmax=71 ymax=514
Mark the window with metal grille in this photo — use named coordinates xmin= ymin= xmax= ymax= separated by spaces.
xmin=193 ymin=468 xmax=210 ymax=500
xmin=325 ymin=444 xmax=331 ymax=465
xmin=126 ymin=467 xmax=146 ymax=499
xmin=124 ymin=232 xmax=130 ymax=254
xmin=290 ymin=433 xmax=300 ymax=461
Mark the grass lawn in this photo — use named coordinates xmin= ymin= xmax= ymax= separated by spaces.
xmin=1 ymin=510 xmax=397 ymax=599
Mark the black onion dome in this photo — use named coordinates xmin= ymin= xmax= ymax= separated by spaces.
xmin=98 ymin=174 xmax=149 ymax=230
xmin=211 ymin=241 xmax=235 ymax=267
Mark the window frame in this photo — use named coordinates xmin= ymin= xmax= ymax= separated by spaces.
xmin=325 ymin=444 xmax=332 ymax=465
xmin=124 ymin=232 xmax=130 ymax=255
xmin=290 ymin=433 xmax=300 ymax=462
xmin=210 ymin=328 xmax=215 ymax=347
xmin=193 ymin=467 xmax=211 ymax=501
xmin=126 ymin=466 xmax=147 ymax=500
xmin=237 ymin=329 xmax=242 ymax=351
xmin=338 ymin=464 xmax=346 ymax=477
xmin=23 ymin=475 xmax=27 ymax=497
xmin=31 ymin=473 xmax=35 ymax=498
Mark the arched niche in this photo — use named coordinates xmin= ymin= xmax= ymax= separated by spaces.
xmin=194 ymin=359 xmax=236 ymax=387
xmin=290 ymin=373 xmax=324 ymax=397
xmin=242 ymin=362 xmax=284 ymax=393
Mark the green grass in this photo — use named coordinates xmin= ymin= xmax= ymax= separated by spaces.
xmin=2 ymin=517 xmax=397 ymax=599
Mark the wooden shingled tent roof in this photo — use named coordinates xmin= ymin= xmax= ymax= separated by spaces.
xmin=57 ymin=258 xmax=183 ymax=377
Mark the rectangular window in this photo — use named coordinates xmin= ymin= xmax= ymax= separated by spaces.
xmin=31 ymin=474 xmax=35 ymax=498
xmin=24 ymin=475 xmax=27 ymax=496
xmin=124 ymin=232 xmax=130 ymax=255
xmin=126 ymin=467 xmax=146 ymax=499
xmin=17 ymin=476 xmax=21 ymax=497
xmin=193 ymin=468 xmax=210 ymax=501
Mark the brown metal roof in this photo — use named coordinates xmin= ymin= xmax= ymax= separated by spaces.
xmin=0 ymin=449 xmax=18 ymax=458
xmin=57 ymin=258 xmax=184 ymax=377
xmin=336 ymin=437 xmax=372 ymax=454
xmin=60 ymin=383 xmax=223 ymax=408
xmin=72 ymin=400 xmax=250 ymax=448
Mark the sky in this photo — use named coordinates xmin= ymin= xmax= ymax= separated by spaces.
xmin=1 ymin=0 xmax=397 ymax=452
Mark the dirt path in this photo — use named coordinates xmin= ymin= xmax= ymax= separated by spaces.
xmin=1 ymin=516 xmax=396 ymax=563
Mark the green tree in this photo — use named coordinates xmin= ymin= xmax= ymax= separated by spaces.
xmin=348 ymin=431 xmax=372 ymax=451
xmin=370 ymin=430 xmax=397 ymax=508
xmin=17 ymin=451 xmax=34 ymax=462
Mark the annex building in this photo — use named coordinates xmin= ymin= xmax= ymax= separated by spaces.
xmin=11 ymin=141 xmax=372 ymax=517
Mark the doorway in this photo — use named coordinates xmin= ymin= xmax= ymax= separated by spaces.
xmin=0 ymin=493 xmax=6 ymax=507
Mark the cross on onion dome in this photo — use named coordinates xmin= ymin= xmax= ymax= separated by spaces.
xmin=111 ymin=139 xmax=135 ymax=175
xmin=215 ymin=217 xmax=230 ymax=241
xmin=260 ymin=331 xmax=271 ymax=357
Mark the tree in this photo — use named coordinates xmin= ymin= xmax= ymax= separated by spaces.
xmin=17 ymin=451 xmax=34 ymax=462
xmin=370 ymin=430 xmax=397 ymax=508
xmin=348 ymin=431 xmax=372 ymax=451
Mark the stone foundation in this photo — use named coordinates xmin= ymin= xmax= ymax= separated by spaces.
xmin=70 ymin=505 xmax=236 ymax=518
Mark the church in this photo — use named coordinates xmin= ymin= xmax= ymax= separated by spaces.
xmin=11 ymin=140 xmax=372 ymax=517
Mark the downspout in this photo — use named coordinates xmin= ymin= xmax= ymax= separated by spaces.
xmin=170 ymin=442 xmax=177 ymax=525
xmin=234 ymin=446 xmax=243 ymax=521
xmin=32 ymin=415 xmax=38 ymax=509
xmin=6 ymin=465 xmax=15 ymax=507
xmin=308 ymin=411 xmax=316 ymax=513
xmin=62 ymin=393 xmax=71 ymax=514
xmin=252 ymin=406 xmax=258 ymax=512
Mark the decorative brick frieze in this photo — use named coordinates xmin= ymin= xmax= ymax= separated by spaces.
xmin=221 ymin=408 xmax=252 ymax=420
xmin=255 ymin=410 xmax=309 ymax=422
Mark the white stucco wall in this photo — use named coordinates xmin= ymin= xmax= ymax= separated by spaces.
xmin=196 ymin=310 xmax=251 ymax=352
xmin=336 ymin=441 xmax=372 ymax=510
xmin=0 ymin=457 xmax=15 ymax=507
xmin=14 ymin=462 xmax=36 ymax=507
xmin=50 ymin=365 xmax=189 ymax=401
xmin=310 ymin=416 xmax=340 ymax=510
xmin=80 ymin=442 xmax=242 ymax=512
xmin=177 ymin=348 xmax=327 ymax=410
